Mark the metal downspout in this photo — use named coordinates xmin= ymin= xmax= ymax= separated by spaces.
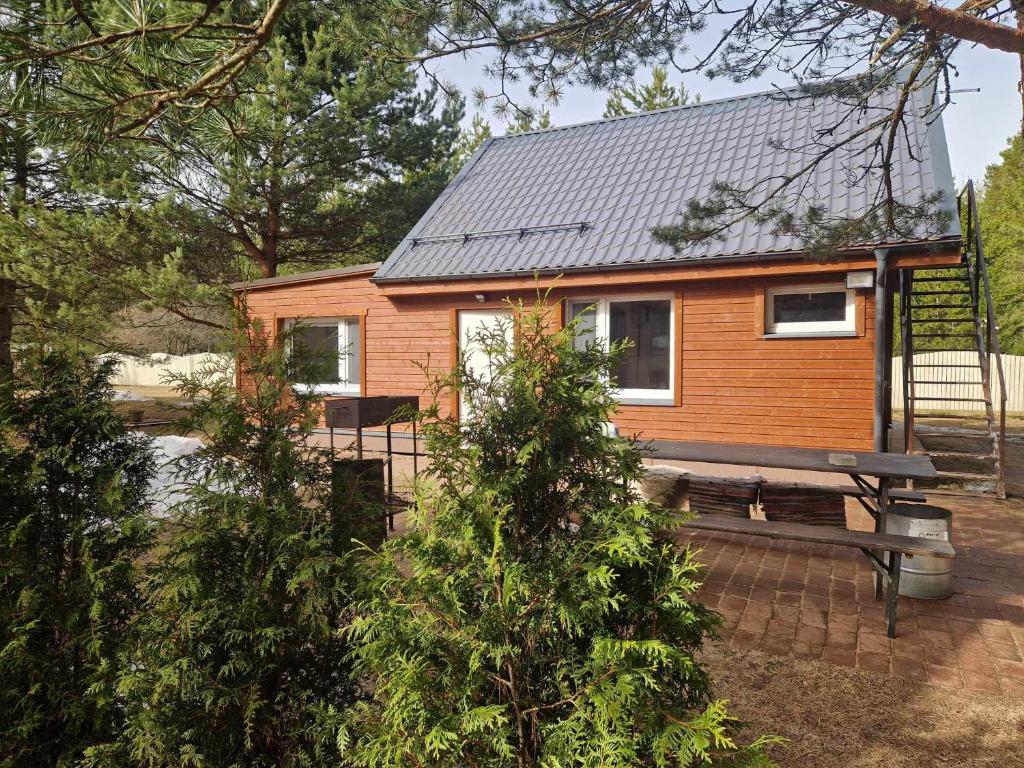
xmin=874 ymin=248 xmax=891 ymax=452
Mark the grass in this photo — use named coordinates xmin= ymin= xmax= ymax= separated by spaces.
xmin=703 ymin=644 xmax=1024 ymax=767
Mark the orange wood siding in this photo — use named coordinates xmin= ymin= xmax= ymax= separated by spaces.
xmin=616 ymin=278 xmax=875 ymax=449
xmin=240 ymin=278 xmax=453 ymax=420
xmin=240 ymin=264 xmax=888 ymax=450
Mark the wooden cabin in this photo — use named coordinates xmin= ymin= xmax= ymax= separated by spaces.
xmin=233 ymin=86 xmax=963 ymax=451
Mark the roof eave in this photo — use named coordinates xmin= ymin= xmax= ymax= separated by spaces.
xmin=369 ymin=236 xmax=963 ymax=285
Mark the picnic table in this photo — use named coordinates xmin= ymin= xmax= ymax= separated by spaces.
xmin=644 ymin=440 xmax=948 ymax=637
xmin=645 ymin=439 xmax=936 ymax=522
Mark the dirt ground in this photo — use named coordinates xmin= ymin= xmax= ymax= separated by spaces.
xmin=110 ymin=387 xmax=192 ymax=436
xmin=703 ymin=644 xmax=1024 ymax=767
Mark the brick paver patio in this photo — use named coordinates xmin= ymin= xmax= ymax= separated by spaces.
xmin=678 ymin=494 xmax=1024 ymax=696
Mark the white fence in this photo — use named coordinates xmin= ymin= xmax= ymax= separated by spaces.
xmin=100 ymin=353 xmax=233 ymax=388
xmin=892 ymin=351 xmax=1024 ymax=414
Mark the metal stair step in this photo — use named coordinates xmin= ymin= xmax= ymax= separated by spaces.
xmin=912 ymin=379 xmax=982 ymax=385
xmin=911 ymin=364 xmax=982 ymax=369
xmin=913 ymin=417 xmax=983 ymax=423
xmin=910 ymin=318 xmax=975 ymax=324
xmin=910 ymin=396 xmax=989 ymax=402
xmin=912 ymin=332 xmax=976 ymax=338
xmin=913 ymin=423 xmax=991 ymax=432
xmin=910 ymin=286 xmax=971 ymax=292
xmin=929 ymin=448 xmax=991 ymax=460
xmin=909 ymin=303 xmax=974 ymax=310
xmin=935 ymin=470 xmax=998 ymax=482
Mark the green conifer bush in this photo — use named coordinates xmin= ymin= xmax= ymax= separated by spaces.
xmin=96 ymin=319 xmax=359 ymax=768
xmin=0 ymin=349 xmax=155 ymax=768
xmin=345 ymin=300 xmax=772 ymax=767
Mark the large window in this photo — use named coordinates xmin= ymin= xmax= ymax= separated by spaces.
xmin=568 ymin=296 xmax=674 ymax=404
xmin=286 ymin=317 xmax=361 ymax=395
xmin=765 ymin=284 xmax=855 ymax=335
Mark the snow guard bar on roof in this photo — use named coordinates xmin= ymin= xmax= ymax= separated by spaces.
xmin=410 ymin=220 xmax=591 ymax=247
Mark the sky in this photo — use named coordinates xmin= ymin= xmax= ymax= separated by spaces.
xmin=432 ymin=40 xmax=1020 ymax=187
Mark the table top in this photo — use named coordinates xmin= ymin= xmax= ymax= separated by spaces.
xmin=645 ymin=439 xmax=937 ymax=481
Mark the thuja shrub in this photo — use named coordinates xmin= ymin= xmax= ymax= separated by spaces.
xmin=345 ymin=300 xmax=773 ymax=767
xmin=0 ymin=349 xmax=155 ymax=768
xmin=92 ymin=318 xmax=359 ymax=768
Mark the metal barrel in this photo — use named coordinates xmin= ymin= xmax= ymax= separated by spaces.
xmin=884 ymin=503 xmax=955 ymax=599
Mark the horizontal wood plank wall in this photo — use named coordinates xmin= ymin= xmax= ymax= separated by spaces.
xmin=557 ymin=277 xmax=876 ymax=450
xmin=240 ymin=271 xmax=877 ymax=450
xmin=239 ymin=275 xmax=454 ymax=424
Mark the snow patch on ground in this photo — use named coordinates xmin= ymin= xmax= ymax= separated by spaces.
xmin=145 ymin=434 xmax=204 ymax=516
xmin=112 ymin=389 xmax=151 ymax=402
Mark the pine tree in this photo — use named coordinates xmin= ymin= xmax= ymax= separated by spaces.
xmin=452 ymin=114 xmax=495 ymax=172
xmin=0 ymin=1 xmax=464 ymax=361
xmin=0 ymin=349 xmax=155 ymax=767
xmin=978 ymin=134 xmax=1024 ymax=354
xmin=452 ymin=107 xmax=551 ymax=175
xmin=129 ymin=1 xmax=463 ymax=279
xmin=509 ymin=107 xmax=553 ymax=132
xmin=603 ymin=67 xmax=697 ymax=118
xmin=96 ymin=317 xmax=360 ymax=767
xmin=344 ymin=301 xmax=772 ymax=767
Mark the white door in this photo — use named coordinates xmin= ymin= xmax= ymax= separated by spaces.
xmin=458 ymin=309 xmax=513 ymax=421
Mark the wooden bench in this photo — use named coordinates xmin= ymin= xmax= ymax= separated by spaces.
xmin=684 ymin=514 xmax=956 ymax=637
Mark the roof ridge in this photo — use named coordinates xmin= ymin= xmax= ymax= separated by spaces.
xmin=494 ymin=81 xmax=810 ymax=140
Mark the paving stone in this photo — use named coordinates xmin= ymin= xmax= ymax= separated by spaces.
xmin=927 ymin=664 xmax=964 ymax=688
xmin=800 ymin=609 xmax=828 ymax=629
xmin=795 ymin=624 xmax=827 ymax=645
xmin=916 ymin=614 xmax=949 ymax=632
xmin=822 ymin=647 xmax=857 ymax=667
xmin=664 ymin=491 xmax=1024 ymax=696
xmin=857 ymin=651 xmax=891 ymax=674
xmin=892 ymin=640 xmax=925 ymax=659
xmin=765 ymin=619 xmax=798 ymax=640
xmin=987 ymin=641 xmax=1023 ymax=663
xmin=890 ymin=657 xmax=928 ymax=681
xmin=826 ymin=629 xmax=858 ymax=650
xmin=919 ymin=628 xmax=955 ymax=650
xmin=857 ymin=631 xmax=892 ymax=655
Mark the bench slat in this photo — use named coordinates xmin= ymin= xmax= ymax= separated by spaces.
xmin=684 ymin=514 xmax=955 ymax=558
xmin=765 ymin=481 xmax=927 ymax=503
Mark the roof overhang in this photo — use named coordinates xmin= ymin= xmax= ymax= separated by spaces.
xmin=230 ymin=262 xmax=381 ymax=292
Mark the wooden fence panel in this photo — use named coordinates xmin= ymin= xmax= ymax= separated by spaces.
xmin=892 ymin=352 xmax=1024 ymax=414
xmin=99 ymin=353 xmax=233 ymax=387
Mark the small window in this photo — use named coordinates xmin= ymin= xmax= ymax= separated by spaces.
xmin=568 ymin=296 xmax=674 ymax=404
xmin=765 ymin=285 xmax=855 ymax=335
xmin=286 ymin=317 xmax=361 ymax=395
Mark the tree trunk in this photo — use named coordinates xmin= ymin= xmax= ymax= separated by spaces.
xmin=1 ymin=64 xmax=30 ymax=384
xmin=0 ymin=277 xmax=12 ymax=383
xmin=1017 ymin=3 xmax=1024 ymax=136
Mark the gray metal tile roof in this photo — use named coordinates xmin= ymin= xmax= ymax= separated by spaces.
xmin=374 ymin=85 xmax=960 ymax=283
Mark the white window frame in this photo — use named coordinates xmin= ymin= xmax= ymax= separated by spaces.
xmin=765 ymin=283 xmax=856 ymax=336
xmin=567 ymin=294 xmax=675 ymax=406
xmin=285 ymin=317 xmax=361 ymax=396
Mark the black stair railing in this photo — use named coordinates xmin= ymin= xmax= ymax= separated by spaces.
xmin=900 ymin=182 xmax=1007 ymax=498
xmin=962 ymin=180 xmax=1007 ymax=498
